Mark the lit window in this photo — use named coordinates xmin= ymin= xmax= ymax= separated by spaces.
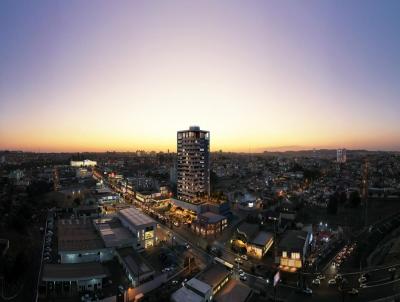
xmin=282 ymin=251 xmax=287 ymax=258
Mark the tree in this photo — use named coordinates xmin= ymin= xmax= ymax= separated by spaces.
xmin=349 ymin=191 xmax=361 ymax=208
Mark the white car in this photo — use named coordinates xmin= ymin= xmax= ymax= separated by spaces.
xmin=317 ymin=274 xmax=326 ymax=280
xmin=238 ymin=269 xmax=244 ymax=275
xmin=348 ymin=288 xmax=359 ymax=295
xmin=360 ymin=283 xmax=367 ymax=288
xmin=241 ymin=254 xmax=248 ymax=261
xmin=312 ymin=279 xmax=320 ymax=286
xmin=328 ymin=279 xmax=337 ymax=286
xmin=358 ymin=276 xmax=367 ymax=283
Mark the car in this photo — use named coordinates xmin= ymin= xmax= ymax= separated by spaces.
xmin=312 ymin=279 xmax=320 ymax=286
xmin=240 ymin=275 xmax=247 ymax=281
xmin=358 ymin=276 xmax=367 ymax=283
xmin=335 ymin=274 xmax=343 ymax=281
xmin=171 ymin=280 xmax=179 ymax=285
xmin=162 ymin=267 xmax=171 ymax=273
xmin=328 ymin=279 xmax=337 ymax=286
xmin=239 ymin=272 xmax=245 ymax=277
xmin=388 ymin=267 xmax=396 ymax=272
xmin=235 ymin=258 xmax=243 ymax=264
xmin=317 ymin=274 xmax=325 ymax=280
xmin=360 ymin=283 xmax=367 ymax=288
xmin=302 ymin=288 xmax=313 ymax=295
xmin=348 ymin=288 xmax=359 ymax=295
xmin=185 ymin=243 xmax=190 ymax=249
xmin=238 ymin=269 xmax=244 ymax=274
xmin=241 ymin=254 xmax=248 ymax=261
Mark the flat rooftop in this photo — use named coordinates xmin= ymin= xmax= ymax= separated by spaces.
xmin=215 ymin=279 xmax=252 ymax=302
xmin=58 ymin=218 xmax=104 ymax=251
xmin=187 ymin=278 xmax=212 ymax=295
xmin=197 ymin=263 xmax=231 ymax=290
xmin=279 ymin=230 xmax=309 ymax=251
xmin=118 ymin=207 xmax=155 ymax=227
xmin=95 ymin=219 xmax=135 ymax=248
xmin=200 ymin=212 xmax=226 ymax=223
xmin=251 ymin=231 xmax=274 ymax=247
xmin=171 ymin=287 xmax=203 ymax=302
xmin=42 ymin=262 xmax=108 ymax=281
xmin=116 ymin=247 xmax=154 ymax=277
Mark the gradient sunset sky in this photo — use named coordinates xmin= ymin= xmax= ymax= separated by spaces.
xmin=1 ymin=1 xmax=400 ymax=152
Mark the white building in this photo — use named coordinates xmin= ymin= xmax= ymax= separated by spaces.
xmin=118 ymin=207 xmax=156 ymax=249
xmin=70 ymin=159 xmax=97 ymax=167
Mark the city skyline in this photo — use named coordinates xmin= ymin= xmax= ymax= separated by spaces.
xmin=1 ymin=1 xmax=400 ymax=152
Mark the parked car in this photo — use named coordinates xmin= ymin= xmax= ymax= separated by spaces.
xmin=348 ymin=288 xmax=359 ymax=295
xmin=241 ymin=254 xmax=248 ymax=261
xmin=328 ymin=279 xmax=337 ymax=286
xmin=240 ymin=275 xmax=247 ymax=281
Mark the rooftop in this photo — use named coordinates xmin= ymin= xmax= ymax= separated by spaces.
xmin=58 ymin=218 xmax=104 ymax=251
xmin=237 ymin=223 xmax=259 ymax=241
xmin=171 ymin=287 xmax=204 ymax=302
xmin=42 ymin=262 xmax=108 ymax=281
xmin=116 ymin=247 xmax=154 ymax=277
xmin=187 ymin=278 xmax=212 ymax=295
xmin=251 ymin=231 xmax=274 ymax=247
xmin=215 ymin=279 xmax=252 ymax=302
xmin=94 ymin=219 xmax=135 ymax=248
xmin=279 ymin=230 xmax=309 ymax=251
xmin=118 ymin=207 xmax=155 ymax=227
xmin=197 ymin=263 xmax=231 ymax=290
xmin=199 ymin=212 xmax=226 ymax=224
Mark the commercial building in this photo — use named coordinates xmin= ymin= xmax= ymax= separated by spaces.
xmin=277 ymin=230 xmax=312 ymax=272
xmin=177 ymin=126 xmax=210 ymax=201
xmin=233 ymin=223 xmax=274 ymax=259
xmin=41 ymin=262 xmax=108 ymax=294
xmin=94 ymin=218 xmax=136 ymax=248
xmin=118 ymin=207 xmax=157 ymax=249
xmin=171 ymin=263 xmax=231 ymax=302
xmin=58 ymin=218 xmax=113 ymax=264
xmin=191 ymin=212 xmax=228 ymax=237
xmin=115 ymin=247 xmax=155 ymax=287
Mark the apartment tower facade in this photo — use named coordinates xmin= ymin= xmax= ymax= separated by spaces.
xmin=177 ymin=126 xmax=210 ymax=201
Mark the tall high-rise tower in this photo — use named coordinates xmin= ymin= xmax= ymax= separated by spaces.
xmin=176 ymin=126 xmax=210 ymax=201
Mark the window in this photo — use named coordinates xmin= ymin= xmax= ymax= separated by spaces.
xmin=291 ymin=252 xmax=300 ymax=259
xmin=282 ymin=251 xmax=287 ymax=258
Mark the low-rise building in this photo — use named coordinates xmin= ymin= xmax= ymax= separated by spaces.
xmin=118 ymin=207 xmax=157 ymax=249
xmin=278 ymin=230 xmax=311 ymax=272
xmin=191 ymin=212 xmax=228 ymax=237
xmin=41 ymin=262 xmax=108 ymax=294
xmin=58 ymin=218 xmax=113 ymax=264
xmin=233 ymin=223 xmax=274 ymax=259
xmin=171 ymin=263 xmax=231 ymax=302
